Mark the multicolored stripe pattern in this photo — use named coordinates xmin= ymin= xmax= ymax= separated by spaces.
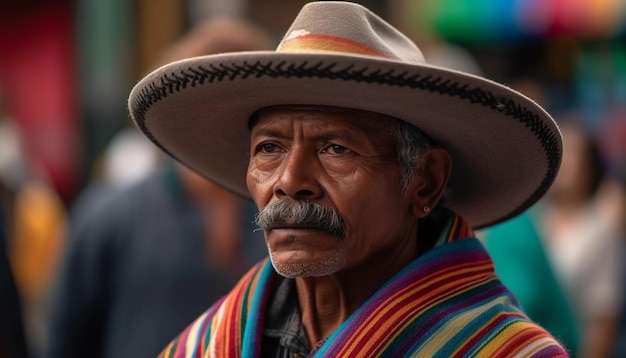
xmin=279 ymin=33 xmax=391 ymax=58
xmin=159 ymin=261 xmax=275 ymax=358
xmin=159 ymin=214 xmax=569 ymax=357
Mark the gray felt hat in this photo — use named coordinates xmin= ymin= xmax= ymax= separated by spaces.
xmin=128 ymin=1 xmax=562 ymax=228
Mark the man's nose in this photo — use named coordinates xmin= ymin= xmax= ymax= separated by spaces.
xmin=273 ymin=147 xmax=322 ymax=200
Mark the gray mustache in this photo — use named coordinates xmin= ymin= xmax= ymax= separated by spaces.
xmin=254 ymin=199 xmax=346 ymax=239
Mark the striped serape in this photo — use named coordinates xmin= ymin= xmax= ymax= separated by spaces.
xmin=159 ymin=215 xmax=569 ymax=357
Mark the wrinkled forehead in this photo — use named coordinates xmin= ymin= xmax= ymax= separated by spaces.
xmin=248 ymin=105 xmax=400 ymax=133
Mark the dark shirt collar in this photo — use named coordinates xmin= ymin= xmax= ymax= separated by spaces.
xmin=262 ymin=277 xmax=310 ymax=357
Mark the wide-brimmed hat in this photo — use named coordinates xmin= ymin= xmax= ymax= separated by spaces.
xmin=128 ymin=1 xmax=561 ymax=229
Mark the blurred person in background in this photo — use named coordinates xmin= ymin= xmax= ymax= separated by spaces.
xmin=1 ymin=81 xmax=67 ymax=358
xmin=535 ymin=120 xmax=626 ymax=358
xmin=46 ymin=18 xmax=274 ymax=358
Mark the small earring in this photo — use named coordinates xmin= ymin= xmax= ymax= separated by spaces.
xmin=423 ymin=206 xmax=430 ymax=213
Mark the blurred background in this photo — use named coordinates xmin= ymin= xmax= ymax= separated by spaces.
xmin=0 ymin=0 xmax=624 ymax=357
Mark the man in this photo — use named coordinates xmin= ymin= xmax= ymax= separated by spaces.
xmin=129 ymin=2 xmax=568 ymax=357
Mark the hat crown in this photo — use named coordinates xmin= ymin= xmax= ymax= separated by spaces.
xmin=277 ymin=2 xmax=426 ymax=64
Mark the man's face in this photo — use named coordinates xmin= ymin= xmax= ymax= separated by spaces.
xmin=246 ymin=106 xmax=419 ymax=278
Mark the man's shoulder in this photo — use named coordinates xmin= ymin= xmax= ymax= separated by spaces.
xmin=432 ymin=300 xmax=570 ymax=357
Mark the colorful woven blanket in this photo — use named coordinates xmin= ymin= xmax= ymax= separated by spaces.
xmin=159 ymin=215 xmax=569 ymax=357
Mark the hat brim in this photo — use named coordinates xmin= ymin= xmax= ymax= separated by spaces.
xmin=129 ymin=51 xmax=561 ymax=229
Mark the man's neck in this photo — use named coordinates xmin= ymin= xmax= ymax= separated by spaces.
xmin=294 ymin=238 xmax=418 ymax=347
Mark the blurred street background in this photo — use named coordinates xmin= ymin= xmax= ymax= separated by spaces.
xmin=0 ymin=1 xmax=625 ymax=357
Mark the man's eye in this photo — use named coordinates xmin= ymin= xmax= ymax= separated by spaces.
xmin=325 ymin=144 xmax=349 ymax=154
xmin=258 ymin=143 xmax=278 ymax=153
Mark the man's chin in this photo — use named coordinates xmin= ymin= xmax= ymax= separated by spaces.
xmin=269 ymin=256 xmax=346 ymax=278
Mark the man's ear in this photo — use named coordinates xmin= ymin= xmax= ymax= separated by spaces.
xmin=408 ymin=148 xmax=452 ymax=219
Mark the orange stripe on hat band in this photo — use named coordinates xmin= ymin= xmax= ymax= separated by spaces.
xmin=279 ymin=33 xmax=391 ymax=58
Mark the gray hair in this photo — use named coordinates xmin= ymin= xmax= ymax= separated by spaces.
xmin=255 ymin=198 xmax=346 ymax=239
xmin=389 ymin=119 xmax=452 ymax=247
xmin=388 ymin=119 xmax=434 ymax=194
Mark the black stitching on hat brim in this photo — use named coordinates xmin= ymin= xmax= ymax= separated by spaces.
xmin=130 ymin=59 xmax=560 ymax=229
